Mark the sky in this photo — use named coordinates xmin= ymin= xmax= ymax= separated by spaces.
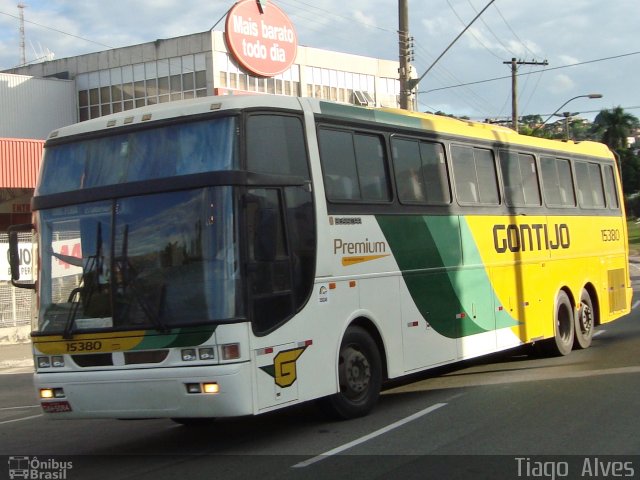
xmin=0 ymin=0 xmax=638 ymax=122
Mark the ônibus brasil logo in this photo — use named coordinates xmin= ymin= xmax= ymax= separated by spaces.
xmin=8 ymin=456 xmax=73 ymax=479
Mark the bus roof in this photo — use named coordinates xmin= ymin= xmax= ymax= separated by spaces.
xmin=47 ymin=95 xmax=613 ymax=160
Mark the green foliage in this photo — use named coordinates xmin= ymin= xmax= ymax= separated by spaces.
xmin=626 ymin=219 xmax=640 ymax=255
xmin=620 ymin=149 xmax=640 ymax=194
xmin=593 ymin=106 xmax=639 ymax=151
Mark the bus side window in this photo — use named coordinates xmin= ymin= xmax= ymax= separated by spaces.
xmin=451 ymin=145 xmax=499 ymax=205
xmin=500 ymin=150 xmax=541 ymax=207
xmin=603 ymin=165 xmax=620 ymax=209
xmin=392 ymin=138 xmax=426 ymax=203
xmin=575 ymin=161 xmax=605 ymax=208
xmin=246 ymin=114 xmax=309 ymax=178
xmin=318 ymin=127 xmax=390 ymax=203
xmin=318 ymin=128 xmax=361 ymax=201
xmin=541 ymin=156 xmax=576 ymax=207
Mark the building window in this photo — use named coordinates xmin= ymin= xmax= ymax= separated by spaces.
xmin=304 ymin=66 xmax=376 ymax=106
xmin=76 ymin=53 xmax=208 ymax=121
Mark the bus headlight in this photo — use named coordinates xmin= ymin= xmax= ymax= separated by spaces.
xmin=181 ymin=349 xmax=197 ymax=361
xmin=37 ymin=356 xmax=51 ymax=368
xmin=51 ymin=356 xmax=65 ymax=368
xmin=40 ymin=388 xmax=65 ymax=399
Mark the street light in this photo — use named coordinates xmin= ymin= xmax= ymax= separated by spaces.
xmin=554 ymin=111 xmax=580 ymax=141
xmin=531 ymin=94 xmax=603 ymax=135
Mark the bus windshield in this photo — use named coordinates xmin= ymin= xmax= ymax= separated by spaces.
xmin=37 ymin=117 xmax=238 ymax=195
xmin=37 ymin=186 xmax=242 ymax=335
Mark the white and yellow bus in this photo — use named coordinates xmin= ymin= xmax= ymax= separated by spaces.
xmin=9 ymin=95 xmax=631 ymax=422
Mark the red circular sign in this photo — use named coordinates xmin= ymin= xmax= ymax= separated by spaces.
xmin=225 ymin=0 xmax=298 ymax=77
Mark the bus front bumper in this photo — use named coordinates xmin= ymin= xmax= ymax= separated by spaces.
xmin=34 ymin=362 xmax=254 ymax=419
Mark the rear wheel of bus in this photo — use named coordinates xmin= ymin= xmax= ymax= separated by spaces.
xmin=318 ymin=325 xmax=382 ymax=419
xmin=574 ymin=289 xmax=595 ymax=349
xmin=547 ymin=290 xmax=575 ymax=356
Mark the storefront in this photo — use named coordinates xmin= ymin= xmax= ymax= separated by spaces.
xmin=0 ymin=138 xmax=42 ymax=328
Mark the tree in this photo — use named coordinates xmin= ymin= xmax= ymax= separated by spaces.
xmin=592 ymin=106 xmax=639 ymax=151
xmin=619 ymin=149 xmax=640 ymax=194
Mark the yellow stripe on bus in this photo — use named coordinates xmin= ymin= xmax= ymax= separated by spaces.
xmin=33 ymin=331 xmax=147 ymax=355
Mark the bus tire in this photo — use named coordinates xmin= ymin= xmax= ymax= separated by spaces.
xmin=574 ymin=289 xmax=594 ymax=349
xmin=318 ymin=326 xmax=382 ymax=420
xmin=547 ymin=290 xmax=575 ymax=356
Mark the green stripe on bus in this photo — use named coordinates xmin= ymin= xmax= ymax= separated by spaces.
xmin=376 ymin=215 xmax=519 ymax=338
xmin=134 ymin=325 xmax=217 ymax=350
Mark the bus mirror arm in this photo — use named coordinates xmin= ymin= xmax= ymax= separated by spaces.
xmin=303 ymin=181 xmax=312 ymax=193
xmin=8 ymin=223 xmax=36 ymax=290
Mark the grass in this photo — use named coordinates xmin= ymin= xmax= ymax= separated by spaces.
xmin=627 ymin=219 xmax=640 ymax=256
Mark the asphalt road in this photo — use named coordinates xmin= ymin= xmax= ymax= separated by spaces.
xmin=1 ymin=308 xmax=639 ymax=479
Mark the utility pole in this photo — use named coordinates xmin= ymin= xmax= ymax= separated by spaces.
xmin=503 ymin=57 xmax=548 ymax=132
xmin=398 ymin=0 xmax=412 ymax=110
xmin=18 ymin=3 xmax=26 ymax=66
xmin=403 ymin=0 xmax=496 ymax=111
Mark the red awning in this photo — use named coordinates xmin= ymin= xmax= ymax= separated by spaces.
xmin=0 ymin=138 xmax=44 ymax=188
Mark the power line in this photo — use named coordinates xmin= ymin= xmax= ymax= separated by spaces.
xmin=446 ymin=0 xmax=503 ymax=60
xmin=0 ymin=9 xmax=115 ymax=50
xmin=492 ymin=3 xmax=541 ymax=60
xmin=420 ymin=50 xmax=640 ymax=94
xmin=465 ymin=0 xmax=517 ymax=58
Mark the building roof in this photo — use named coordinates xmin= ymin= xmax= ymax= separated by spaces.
xmin=0 ymin=138 xmax=44 ymax=188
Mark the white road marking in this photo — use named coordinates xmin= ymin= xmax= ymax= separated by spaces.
xmin=0 ymin=405 xmax=39 ymax=411
xmin=0 ymin=414 xmax=42 ymax=425
xmin=593 ymin=329 xmax=606 ymax=338
xmin=291 ymin=402 xmax=447 ymax=468
xmin=633 ymin=300 xmax=640 ymax=310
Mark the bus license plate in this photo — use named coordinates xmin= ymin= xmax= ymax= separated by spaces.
xmin=41 ymin=401 xmax=72 ymax=413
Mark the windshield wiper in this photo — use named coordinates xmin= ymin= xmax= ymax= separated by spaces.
xmin=114 ymin=224 xmax=169 ymax=333
xmin=63 ymin=223 xmax=103 ymax=339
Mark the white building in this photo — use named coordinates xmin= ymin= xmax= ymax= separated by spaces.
xmin=8 ymin=30 xmax=407 ymax=124
xmin=0 ymin=73 xmax=76 ymax=138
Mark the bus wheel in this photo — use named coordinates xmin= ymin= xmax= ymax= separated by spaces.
xmin=574 ymin=289 xmax=594 ymax=349
xmin=318 ymin=326 xmax=382 ymax=420
xmin=549 ymin=290 xmax=575 ymax=356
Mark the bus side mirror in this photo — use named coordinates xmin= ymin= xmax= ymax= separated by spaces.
xmin=8 ymin=223 xmax=36 ymax=290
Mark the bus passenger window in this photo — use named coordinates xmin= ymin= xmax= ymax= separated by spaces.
xmin=500 ymin=151 xmax=541 ymax=207
xmin=588 ymin=163 xmax=606 ymax=208
xmin=392 ymin=138 xmax=425 ymax=203
xmin=419 ymin=141 xmax=450 ymax=204
xmin=603 ymin=166 xmax=620 ymax=209
xmin=451 ymin=145 xmax=499 ymax=205
xmin=392 ymin=138 xmax=450 ymax=205
xmin=541 ymin=157 xmax=576 ymax=207
xmin=319 ymin=129 xmax=361 ymax=200
xmin=354 ymin=134 xmax=390 ymax=202
xmin=575 ymin=161 xmax=605 ymax=208
xmin=318 ymin=127 xmax=390 ymax=203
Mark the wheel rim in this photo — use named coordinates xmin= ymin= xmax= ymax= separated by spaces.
xmin=339 ymin=346 xmax=371 ymax=401
xmin=578 ymin=300 xmax=593 ymax=336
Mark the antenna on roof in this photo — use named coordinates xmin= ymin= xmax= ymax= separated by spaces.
xmin=17 ymin=3 xmax=27 ymax=66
